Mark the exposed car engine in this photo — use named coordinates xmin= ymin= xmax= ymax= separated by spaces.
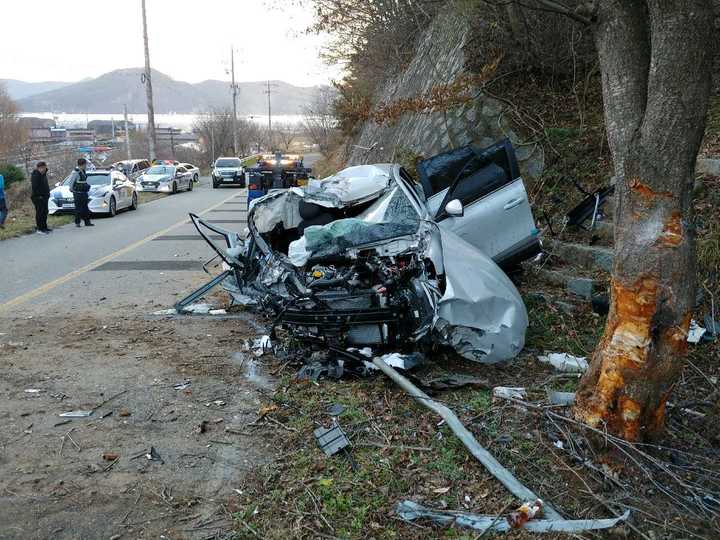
xmin=278 ymin=254 xmax=438 ymax=347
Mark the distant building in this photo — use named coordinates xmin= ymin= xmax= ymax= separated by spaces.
xmin=66 ymin=129 xmax=95 ymax=145
xmin=156 ymin=126 xmax=199 ymax=145
xmin=88 ymin=119 xmax=136 ymax=136
xmin=20 ymin=117 xmax=57 ymax=145
xmin=50 ymin=128 xmax=68 ymax=142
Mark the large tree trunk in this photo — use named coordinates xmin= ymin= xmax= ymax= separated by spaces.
xmin=574 ymin=0 xmax=715 ymax=441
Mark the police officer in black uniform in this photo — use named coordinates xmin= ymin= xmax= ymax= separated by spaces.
xmin=69 ymin=158 xmax=94 ymax=227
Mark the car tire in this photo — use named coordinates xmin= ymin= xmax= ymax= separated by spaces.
xmin=193 ymin=174 xmax=199 ymax=183
xmin=188 ymin=178 xmax=193 ymax=192
xmin=212 ymin=181 xmax=218 ymax=189
xmin=172 ymin=182 xmax=178 ymax=194
xmin=109 ymin=196 xmax=117 ymax=217
xmin=130 ymin=192 xmax=138 ymax=210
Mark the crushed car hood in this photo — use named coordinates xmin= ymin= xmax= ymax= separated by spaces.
xmin=304 ymin=165 xmax=392 ymax=208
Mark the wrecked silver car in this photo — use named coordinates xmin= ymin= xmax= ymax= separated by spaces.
xmin=189 ymin=139 xmax=541 ymax=364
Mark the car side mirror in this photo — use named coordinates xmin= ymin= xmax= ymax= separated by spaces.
xmin=445 ymin=199 xmax=464 ymax=217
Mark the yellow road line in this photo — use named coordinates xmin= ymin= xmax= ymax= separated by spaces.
xmin=0 ymin=191 xmax=243 ymax=313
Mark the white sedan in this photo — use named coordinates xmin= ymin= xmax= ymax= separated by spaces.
xmin=136 ymin=164 xmax=194 ymax=194
xmin=49 ymin=170 xmax=138 ymax=217
xmin=179 ymin=162 xmax=200 ymax=183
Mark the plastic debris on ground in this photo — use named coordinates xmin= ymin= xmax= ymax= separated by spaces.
xmin=59 ymin=410 xmax=94 ymax=418
xmin=363 ymin=352 xmax=424 ymax=372
xmin=153 ymin=304 xmax=227 ymax=316
xmin=174 ymin=380 xmax=191 ymax=390
xmin=314 ymin=422 xmax=350 ymax=456
xmin=492 ymin=387 xmax=527 ymax=401
xmin=183 ymin=303 xmax=213 ymax=314
xmin=327 ymin=403 xmax=345 ymax=416
xmin=687 ymin=319 xmax=707 ymax=344
xmin=24 ymin=389 xmax=44 ymax=394
xmin=508 ymin=499 xmax=543 ymax=528
xmin=146 ymin=446 xmax=164 ymax=464
xmin=396 ymin=500 xmax=630 ymax=533
xmin=547 ymin=391 xmax=576 ymax=406
xmin=245 ymin=335 xmax=272 ymax=357
xmin=153 ymin=308 xmax=177 ymax=316
xmin=537 ymin=352 xmax=588 ymax=373
xmin=705 ymin=314 xmax=718 ymax=338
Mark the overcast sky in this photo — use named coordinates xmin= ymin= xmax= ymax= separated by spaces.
xmin=1 ymin=0 xmax=341 ymax=86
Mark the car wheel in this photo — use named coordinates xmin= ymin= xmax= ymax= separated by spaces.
xmin=109 ymin=196 xmax=117 ymax=217
xmin=130 ymin=192 xmax=138 ymax=210
xmin=193 ymin=174 xmax=199 ymax=183
xmin=172 ymin=182 xmax=178 ymax=194
xmin=212 ymin=181 xmax=218 ymax=189
xmin=188 ymin=178 xmax=193 ymax=191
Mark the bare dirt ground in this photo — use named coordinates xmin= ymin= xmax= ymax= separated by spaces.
xmin=0 ymin=306 xmax=274 ymax=540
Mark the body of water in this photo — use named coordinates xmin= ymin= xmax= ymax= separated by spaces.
xmin=20 ymin=112 xmax=305 ymax=130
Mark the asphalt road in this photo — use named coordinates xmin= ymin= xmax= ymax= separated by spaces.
xmin=0 ymin=177 xmax=247 ymax=311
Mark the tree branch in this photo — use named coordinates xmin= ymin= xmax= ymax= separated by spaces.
xmin=489 ymin=0 xmax=593 ymax=25
xmin=535 ymin=0 xmax=592 ymax=25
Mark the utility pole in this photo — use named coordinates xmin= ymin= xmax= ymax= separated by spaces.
xmin=124 ymin=105 xmax=131 ymax=160
xmin=210 ymin=124 xmax=215 ymax=164
xmin=266 ymin=80 xmax=272 ymax=149
xmin=230 ymin=46 xmax=238 ymax=157
xmin=264 ymin=81 xmax=278 ymax=150
xmin=141 ymin=0 xmax=157 ymax=161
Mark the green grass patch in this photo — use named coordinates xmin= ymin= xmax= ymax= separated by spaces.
xmin=0 ymin=213 xmax=74 ymax=240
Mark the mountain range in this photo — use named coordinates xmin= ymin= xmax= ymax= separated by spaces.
xmin=3 ymin=68 xmax=324 ymax=115
xmin=1 ymin=79 xmax=73 ymax=100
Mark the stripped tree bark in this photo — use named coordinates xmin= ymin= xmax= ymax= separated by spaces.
xmin=573 ymin=0 xmax=716 ymax=441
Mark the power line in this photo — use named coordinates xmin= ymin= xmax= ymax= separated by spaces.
xmin=230 ymin=46 xmax=239 ymax=156
xmin=264 ymin=81 xmax=279 ymax=150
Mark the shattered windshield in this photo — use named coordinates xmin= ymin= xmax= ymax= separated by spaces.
xmin=357 ymin=185 xmax=420 ymax=226
xmin=147 ymin=166 xmax=175 ymax=175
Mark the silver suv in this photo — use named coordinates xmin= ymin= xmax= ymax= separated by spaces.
xmin=211 ymin=157 xmax=245 ymax=188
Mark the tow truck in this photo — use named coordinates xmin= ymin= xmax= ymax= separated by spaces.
xmin=246 ymin=152 xmax=313 ymax=207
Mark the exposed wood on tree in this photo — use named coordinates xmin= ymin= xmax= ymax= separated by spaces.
xmin=574 ymin=0 xmax=716 ymax=441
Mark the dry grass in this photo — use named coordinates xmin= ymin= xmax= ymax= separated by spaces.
xmin=0 ymin=182 xmax=73 ymax=240
xmin=228 ymin=281 xmax=719 ymax=538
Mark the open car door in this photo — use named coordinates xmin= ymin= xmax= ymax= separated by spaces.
xmin=418 ymin=139 xmax=540 ymax=269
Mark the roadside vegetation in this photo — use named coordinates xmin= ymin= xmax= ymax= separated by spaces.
xmin=0 ymin=179 xmax=169 ymax=241
xmin=230 ymin=280 xmax=718 ymax=537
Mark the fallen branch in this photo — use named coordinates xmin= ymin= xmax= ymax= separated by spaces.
xmin=371 ymin=357 xmax=563 ymax=521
